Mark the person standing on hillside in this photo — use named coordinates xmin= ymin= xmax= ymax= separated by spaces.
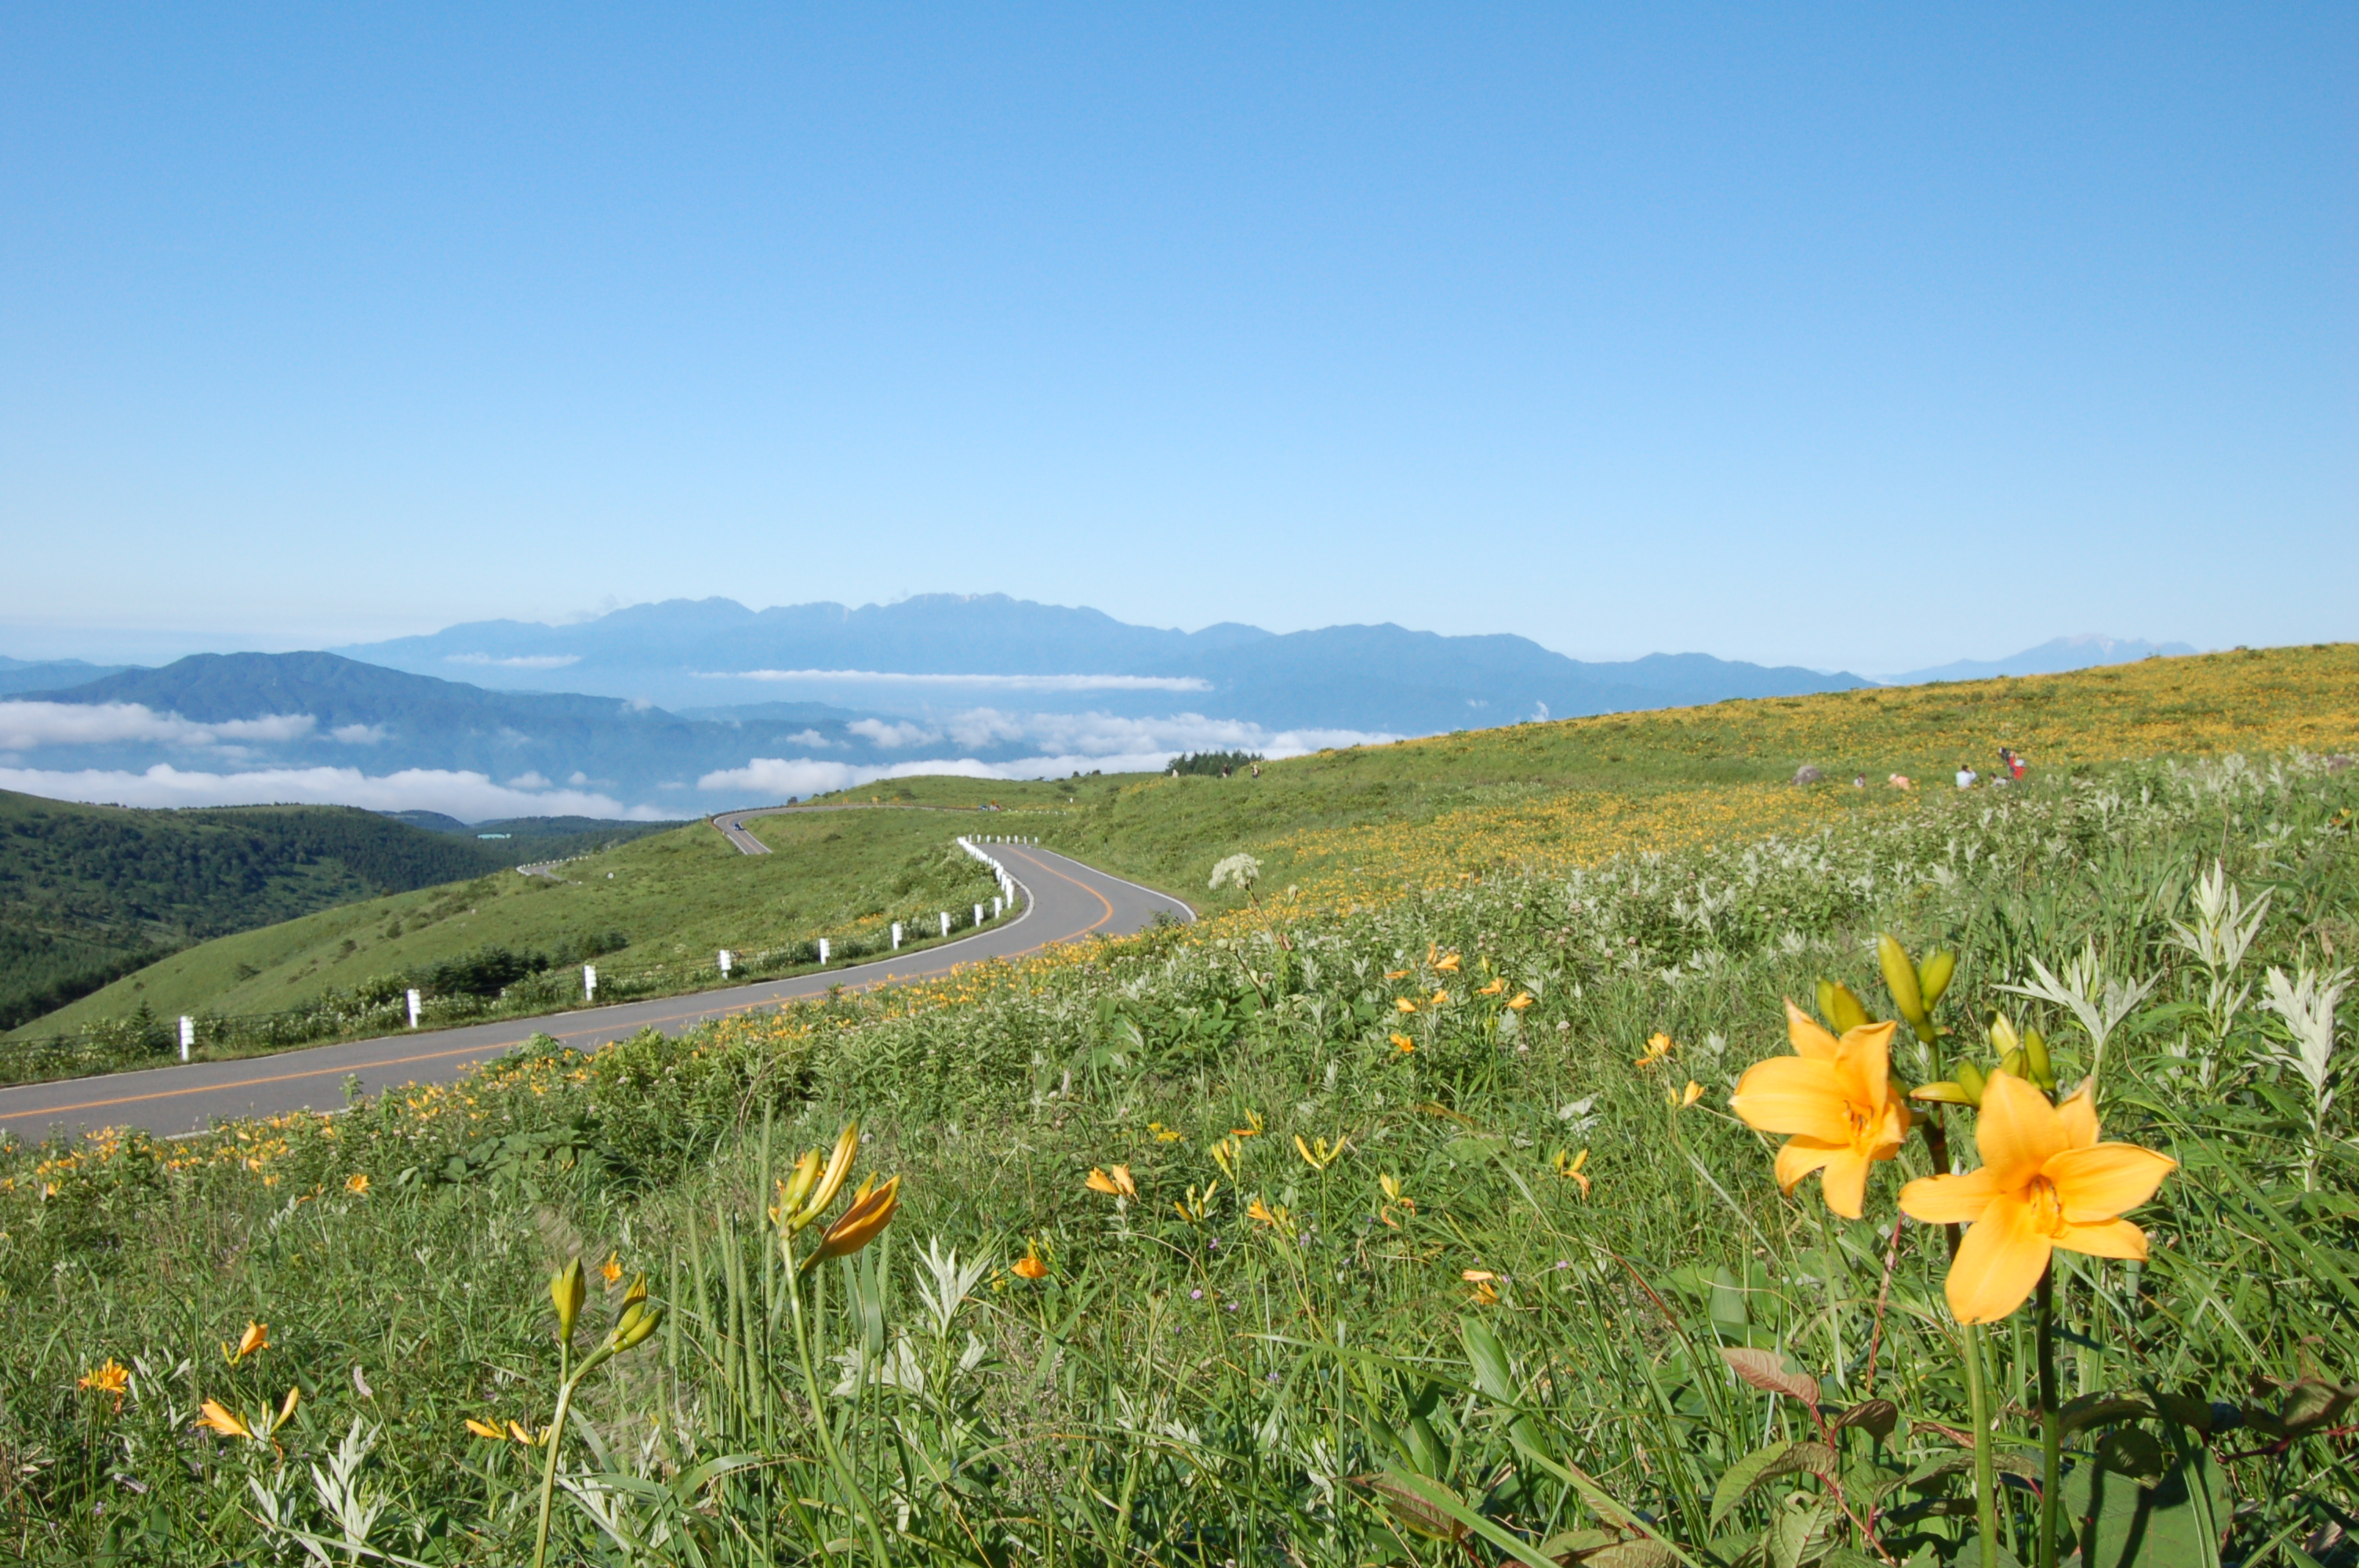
xmin=1956 ymin=763 xmax=1978 ymax=789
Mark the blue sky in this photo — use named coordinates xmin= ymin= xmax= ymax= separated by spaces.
xmin=3 ymin=4 xmax=2350 ymax=673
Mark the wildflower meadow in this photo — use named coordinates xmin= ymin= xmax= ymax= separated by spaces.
xmin=2 ymin=737 xmax=2354 ymax=1564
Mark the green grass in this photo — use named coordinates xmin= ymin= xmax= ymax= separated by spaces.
xmin=0 ymin=791 xmax=667 ymax=1032
xmin=9 ymin=805 xmax=1030 ymax=1046
xmin=3 ymin=651 xmax=2356 ymax=1562
xmin=5 ymin=749 xmax=2353 ymax=1565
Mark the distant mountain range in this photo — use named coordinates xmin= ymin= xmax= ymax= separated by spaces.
xmin=0 ymin=655 xmax=137 ymax=696
xmin=1878 ymin=635 xmax=2197 ymax=686
xmin=336 ymin=593 xmax=1870 ymax=731
xmin=0 ymin=598 xmax=2208 ymax=819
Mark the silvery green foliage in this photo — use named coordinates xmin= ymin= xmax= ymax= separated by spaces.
xmin=2262 ymin=964 xmax=2350 ymax=1189
xmin=2000 ymin=942 xmax=2160 ymax=1091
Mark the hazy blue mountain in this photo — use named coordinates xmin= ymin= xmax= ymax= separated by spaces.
xmin=1881 ymin=635 xmax=2197 ymax=686
xmin=19 ymin=653 xmax=907 ymax=802
xmin=339 ymin=593 xmax=1867 ymax=723
xmin=0 ymin=655 xmax=140 ymax=695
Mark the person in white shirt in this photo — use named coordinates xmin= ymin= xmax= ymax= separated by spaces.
xmin=1956 ymin=764 xmax=1978 ymax=789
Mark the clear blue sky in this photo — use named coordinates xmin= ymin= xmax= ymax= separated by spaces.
xmin=3 ymin=4 xmax=2350 ymax=673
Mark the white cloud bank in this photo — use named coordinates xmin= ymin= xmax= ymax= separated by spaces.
xmin=445 ymin=653 xmax=582 ymax=670
xmin=697 ymin=711 xmax=1399 ymax=797
xmin=707 ymin=669 xmax=1212 ymax=692
xmin=0 ymin=701 xmax=317 ymax=751
xmin=0 ymin=764 xmax=666 ymax=822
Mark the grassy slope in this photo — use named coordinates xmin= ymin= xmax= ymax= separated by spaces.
xmin=990 ymin=642 xmax=2359 ymax=913
xmin=0 ymin=794 xmax=550 ymax=1029
xmin=26 ymin=644 xmax=2355 ymax=1039
xmin=5 ymin=652 xmax=2356 ymax=1559
xmin=11 ymin=804 xmax=1029 ymax=1033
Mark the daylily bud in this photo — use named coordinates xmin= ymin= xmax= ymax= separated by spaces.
xmin=2023 ymin=1029 xmax=2055 ymax=1090
xmin=1822 ymin=981 xmax=1872 ymax=1034
xmin=1877 ymin=935 xmax=1927 ymax=1029
xmin=1954 ymin=1060 xmax=1987 ymax=1103
xmin=1910 ymin=1080 xmax=1976 ymax=1106
xmin=775 ymin=1149 xmax=822 ymax=1228
xmin=551 ymin=1258 xmax=587 ymax=1344
xmin=615 ymin=1302 xmax=663 ymax=1352
xmin=790 ymin=1122 xmax=861 ymax=1233
xmin=1988 ymin=1014 xmax=2021 ymax=1055
xmin=1917 ymin=950 xmax=1956 ymax=1011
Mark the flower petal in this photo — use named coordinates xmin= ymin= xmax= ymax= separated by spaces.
xmin=2054 ymin=1217 xmax=2149 ymax=1260
xmin=1729 ymin=1057 xmax=1851 ymax=1141
xmin=2047 ymin=1143 xmax=2176 ymax=1223
xmin=1899 ymin=1168 xmax=2001 ymax=1225
xmin=1972 ymin=1071 xmax=2068 ymax=1189
xmin=1819 ymin=1148 xmax=1874 ymax=1220
xmin=2055 ymin=1085 xmax=2099 ymax=1151
xmin=1832 ymin=1021 xmax=1899 ymax=1116
xmin=1785 ymin=1000 xmax=1839 ymax=1062
xmin=1946 ymin=1192 xmax=2052 ymax=1324
xmin=1774 ymin=1136 xmax=1841 ymax=1194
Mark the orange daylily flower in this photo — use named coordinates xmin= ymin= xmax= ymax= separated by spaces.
xmin=1506 ymin=992 xmax=1533 ymax=1011
xmin=600 ymin=1251 xmax=623 ymax=1286
xmin=1899 ymin=1072 xmax=2176 ymax=1324
xmin=79 ymin=1359 xmax=129 ymax=1401
xmin=1390 ymin=1032 xmax=1416 ymax=1054
xmin=1478 ymin=978 xmax=1506 ymax=996
xmin=1085 ymin=1165 xmax=1138 ymax=1200
xmin=1012 ymin=1241 xmax=1049 ymax=1280
xmin=1395 ymin=998 xmax=1419 ymax=1014
xmin=1429 ymin=989 xmax=1449 ymax=1007
xmin=1434 ymin=953 xmax=1462 ymax=974
xmin=1674 ymin=1079 xmax=1705 ymax=1109
xmin=344 ymin=1173 xmax=370 ymax=1195
xmin=1551 ymin=1147 xmax=1591 ymax=1197
xmin=225 ymin=1322 xmax=268 ymax=1363
xmin=1383 ymin=969 xmax=1411 ymax=980
xmin=464 ymin=1417 xmax=505 ymax=1439
xmin=800 ymin=1175 xmax=900 ymax=1270
xmin=1634 ymin=1032 xmax=1675 ymax=1069
xmin=1728 ymin=1003 xmax=1911 ymax=1219
xmin=194 ymin=1400 xmax=252 ymax=1439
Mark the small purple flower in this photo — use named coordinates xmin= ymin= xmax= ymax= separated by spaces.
xmin=1190 ymin=1289 xmax=1204 ymax=1300
xmin=1227 ymin=1301 xmax=1239 ymax=1312
xmin=1266 ymin=1371 xmax=1281 ymax=1384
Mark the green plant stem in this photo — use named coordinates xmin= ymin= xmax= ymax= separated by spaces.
xmin=783 ymin=1249 xmax=892 ymax=1566
xmin=1964 ymin=1323 xmax=1999 ymax=1568
xmin=529 ymin=1345 xmax=609 ymax=1568
xmin=2037 ymin=1268 xmax=2061 ymax=1568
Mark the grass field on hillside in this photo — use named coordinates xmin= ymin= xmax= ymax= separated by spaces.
xmin=2 ymin=736 xmax=2351 ymax=1565
xmin=21 ymin=647 xmax=2356 ymax=1062
xmin=11 ymin=808 xmax=1015 ymax=1046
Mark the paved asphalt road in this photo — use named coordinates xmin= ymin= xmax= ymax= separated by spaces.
xmin=0 ymin=837 xmax=1190 ymax=1141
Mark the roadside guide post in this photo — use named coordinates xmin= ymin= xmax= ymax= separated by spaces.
xmin=818 ymin=938 xmax=830 ymax=964
xmin=179 ymin=1015 xmax=194 ymax=1062
xmin=583 ymin=964 xmax=597 ymax=1000
xmin=405 ymin=989 xmax=421 ymax=1029
xmin=891 ymin=922 xmax=903 ymax=950
xmin=718 ymin=949 xmax=732 ymax=977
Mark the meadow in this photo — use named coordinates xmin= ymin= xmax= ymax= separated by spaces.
xmin=4 ymin=808 xmax=1017 ymax=1077
xmin=0 ymin=648 xmax=2354 ymax=1566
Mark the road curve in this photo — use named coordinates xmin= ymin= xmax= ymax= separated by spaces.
xmin=0 ymin=842 xmax=1191 ymax=1142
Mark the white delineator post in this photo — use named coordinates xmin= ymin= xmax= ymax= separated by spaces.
xmin=817 ymin=938 xmax=831 ymax=964
xmin=974 ymin=903 xmax=984 ymax=926
xmin=940 ymin=911 xmax=950 ymax=936
xmin=583 ymin=964 xmax=597 ymax=1000
xmin=718 ymin=949 xmax=732 ymax=977
xmin=993 ymin=895 xmax=1002 ymax=917
xmin=405 ymin=989 xmax=421 ymax=1029
xmin=891 ymin=922 xmax=903 ymax=950
xmin=178 ymin=1015 xmax=194 ymax=1062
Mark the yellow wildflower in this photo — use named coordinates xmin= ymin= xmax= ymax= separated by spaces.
xmin=344 ymin=1173 xmax=369 ymax=1195
xmin=1727 ymin=1003 xmax=1910 ymax=1219
xmin=224 ymin=1322 xmax=267 ymax=1363
xmin=1898 ymin=1073 xmax=2176 ymax=1324
xmin=1634 ymin=1033 xmax=1675 ymax=1069
xmin=1390 ymin=1032 xmax=1416 ymax=1053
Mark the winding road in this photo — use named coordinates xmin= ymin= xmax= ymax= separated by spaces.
xmin=0 ymin=827 xmax=1191 ymax=1141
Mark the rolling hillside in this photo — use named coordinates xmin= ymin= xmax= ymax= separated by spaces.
xmin=0 ymin=793 xmax=675 ymax=1030
xmin=11 ymin=802 xmax=1017 ymax=1038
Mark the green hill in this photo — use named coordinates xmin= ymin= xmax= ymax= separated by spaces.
xmin=0 ymin=791 xmax=674 ymax=1030
xmin=10 ymin=800 xmax=1029 ymax=1044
